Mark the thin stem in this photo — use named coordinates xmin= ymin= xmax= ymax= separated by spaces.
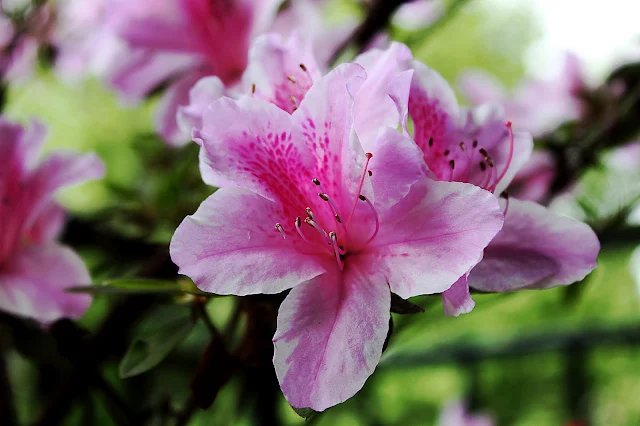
xmin=193 ymin=298 xmax=222 ymax=341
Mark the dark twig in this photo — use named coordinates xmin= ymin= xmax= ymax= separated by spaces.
xmin=331 ymin=0 xmax=413 ymax=63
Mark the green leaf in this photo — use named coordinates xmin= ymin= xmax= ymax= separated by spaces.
xmin=292 ymin=407 xmax=318 ymax=421
xmin=66 ymin=279 xmax=213 ymax=297
xmin=119 ymin=305 xmax=195 ymax=378
xmin=390 ymin=293 xmax=425 ymax=314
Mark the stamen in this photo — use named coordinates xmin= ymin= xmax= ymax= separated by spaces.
xmin=449 ymin=159 xmax=455 ymax=181
xmin=360 ymin=195 xmax=380 ymax=246
xmin=305 ymin=207 xmax=314 ymax=221
xmin=295 ymin=216 xmax=314 ymax=245
xmin=472 ymin=140 xmax=478 ymax=148
xmin=290 ymin=95 xmax=298 ymax=106
xmin=251 ymin=83 xmax=256 ymax=94
xmin=368 ymin=170 xmax=373 ymax=176
xmin=299 ymin=63 xmax=308 ymax=72
xmin=275 ymin=223 xmax=286 ymax=239
xmin=347 ymin=152 xmax=373 ymax=225
xmin=479 ymin=148 xmax=488 ymax=157
xmin=315 ymin=179 xmax=350 ymax=243
xmin=287 ymin=76 xmax=297 ymax=84
xmin=428 ymin=137 xmax=434 ymax=147
xmin=329 ymin=232 xmax=346 ymax=255
xmin=329 ymin=232 xmax=344 ymax=271
xmin=492 ymin=121 xmax=515 ymax=192
xmin=305 ymin=217 xmax=332 ymax=249
xmin=486 ymin=157 xmax=494 ymax=168
xmin=479 ymin=161 xmax=487 ymax=171
xmin=459 ymin=141 xmax=466 ymax=151
xmin=444 ymin=149 xmax=450 ymax=156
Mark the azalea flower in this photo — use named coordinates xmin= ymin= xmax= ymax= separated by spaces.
xmin=0 ymin=1 xmax=55 ymax=83
xmin=0 ymin=118 xmax=104 ymax=324
xmin=458 ymin=53 xmax=585 ymax=137
xmin=438 ymin=401 xmax=494 ymax=426
xmin=357 ymin=43 xmax=599 ymax=315
xmin=171 ymin=63 xmax=505 ymax=410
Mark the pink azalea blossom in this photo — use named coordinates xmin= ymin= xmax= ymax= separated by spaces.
xmin=0 ymin=118 xmax=105 ymax=324
xmin=0 ymin=3 xmax=54 ymax=83
xmin=101 ymin=0 xmax=283 ymax=145
xmin=438 ymin=401 xmax=494 ymax=426
xmin=171 ymin=63 xmax=504 ymax=410
xmin=356 ymin=44 xmax=599 ymax=316
xmin=458 ymin=53 xmax=586 ymax=137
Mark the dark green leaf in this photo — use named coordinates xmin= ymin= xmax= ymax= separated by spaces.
xmin=390 ymin=293 xmax=425 ymax=314
xmin=119 ymin=305 xmax=195 ymax=378
xmin=292 ymin=407 xmax=318 ymax=421
xmin=66 ymin=279 xmax=213 ymax=297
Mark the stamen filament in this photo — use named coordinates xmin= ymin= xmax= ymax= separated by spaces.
xmin=329 ymin=232 xmax=344 ymax=271
xmin=347 ymin=153 xmax=373 ymax=225
xmin=360 ymin=195 xmax=380 ymax=246
xmin=305 ymin=217 xmax=333 ymax=250
xmin=295 ymin=216 xmax=314 ymax=245
xmin=493 ymin=121 xmax=514 ymax=191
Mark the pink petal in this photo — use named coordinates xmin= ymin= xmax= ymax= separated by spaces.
xmin=354 ymin=42 xmax=413 ymax=148
xmin=24 ymin=202 xmax=66 ymax=244
xmin=273 ymin=259 xmax=389 ymax=411
xmin=170 ymin=188 xmax=326 ymax=295
xmin=0 ymin=243 xmax=92 ymax=324
xmin=242 ymin=32 xmax=321 ymax=114
xmin=507 ymin=150 xmax=556 ymax=202
xmin=30 ymin=151 xmax=106 ymax=197
xmin=408 ymin=60 xmax=461 ymax=156
xmin=442 ymin=274 xmax=475 ymax=317
xmin=364 ymin=179 xmax=504 ymax=299
xmin=367 ymin=128 xmax=425 ymax=212
xmin=392 ymin=0 xmax=444 ymax=31
xmin=468 ymin=198 xmax=600 ymax=292
xmin=457 ymin=70 xmax=507 ymax=106
xmin=154 ymin=71 xmax=207 ymax=146
xmin=106 ymin=50 xmax=201 ymax=102
xmin=177 ymin=75 xmax=225 ymax=137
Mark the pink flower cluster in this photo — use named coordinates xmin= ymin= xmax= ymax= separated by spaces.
xmin=0 ymin=118 xmax=104 ymax=325
xmin=170 ymin=40 xmax=600 ymax=410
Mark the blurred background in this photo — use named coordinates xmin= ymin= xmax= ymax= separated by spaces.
xmin=2 ymin=0 xmax=640 ymax=425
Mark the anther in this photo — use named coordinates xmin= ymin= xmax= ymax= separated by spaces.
xmin=347 ymin=153 xmax=374 ymax=225
xmin=305 ymin=217 xmax=332 ymax=248
xmin=480 ymin=161 xmax=487 ymax=171
xmin=318 ymin=192 xmax=329 ymax=201
xmin=501 ymin=190 xmax=510 ymax=216
xmin=486 ymin=157 xmax=494 ymax=168
xmin=335 ymin=214 xmax=341 ymax=223
xmin=472 ymin=140 xmax=478 ymax=148
xmin=287 ymin=76 xmax=297 ymax=83
xmin=444 ymin=149 xmax=450 ymax=156
xmin=368 ymin=170 xmax=373 ymax=176
xmin=449 ymin=160 xmax=455 ymax=169
xmin=290 ymin=95 xmax=297 ymax=105
xmin=275 ymin=223 xmax=286 ymax=239
xmin=251 ymin=83 xmax=256 ymax=94
xmin=428 ymin=137 xmax=434 ymax=147
xmin=305 ymin=207 xmax=314 ymax=220
xmin=329 ymin=232 xmax=345 ymax=270
xmin=459 ymin=142 xmax=466 ymax=151
xmin=299 ymin=63 xmax=308 ymax=72
xmin=312 ymin=178 xmax=321 ymax=186
xmin=359 ymin=194 xmax=366 ymax=201
xmin=479 ymin=148 xmax=488 ymax=157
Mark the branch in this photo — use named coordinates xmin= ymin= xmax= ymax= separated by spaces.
xmin=331 ymin=0 xmax=413 ymax=63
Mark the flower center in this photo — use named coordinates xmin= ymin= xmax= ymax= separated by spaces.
xmin=273 ymin=153 xmax=379 ymax=271
xmin=426 ymin=121 xmax=515 ymax=194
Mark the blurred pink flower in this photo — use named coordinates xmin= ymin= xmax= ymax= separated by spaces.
xmin=506 ymin=150 xmax=556 ymax=203
xmin=438 ymin=401 xmax=494 ymax=426
xmin=0 ymin=4 xmax=55 ymax=83
xmin=170 ymin=63 xmax=504 ymax=410
xmin=0 ymin=118 xmax=105 ymax=325
xmin=392 ymin=0 xmax=444 ymax=31
xmin=458 ymin=53 xmax=586 ymax=137
xmin=359 ymin=44 xmax=599 ymax=316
